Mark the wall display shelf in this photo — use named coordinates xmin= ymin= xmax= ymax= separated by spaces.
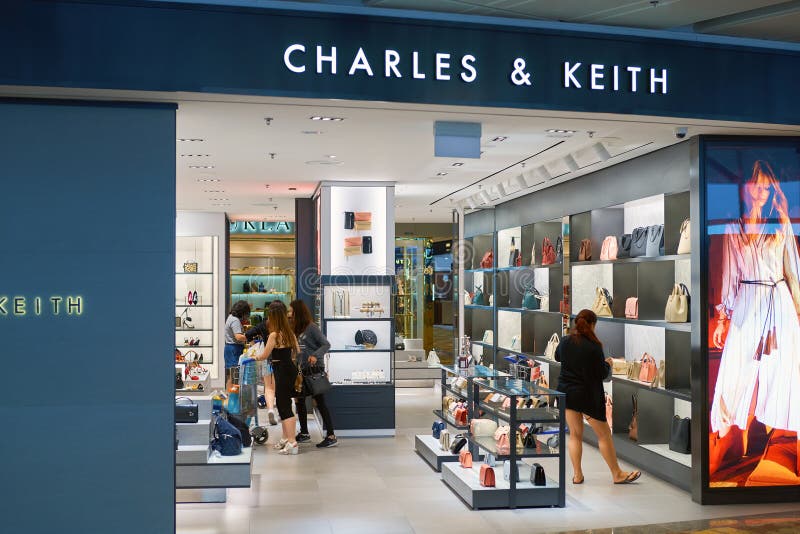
xmin=438 ymin=377 xmax=565 ymax=509
xmin=176 ymin=236 xmax=218 ymax=367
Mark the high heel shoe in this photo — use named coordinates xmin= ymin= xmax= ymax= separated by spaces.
xmin=187 ymin=291 xmax=193 ymax=305
xmin=192 ymin=291 xmax=198 ymax=305
xmin=273 ymin=438 xmax=288 ymax=450
xmin=278 ymin=442 xmax=299 ymax=455
xmin=182 ymin=318 xmax=194 ymax=330
xmin=709 ymin=426 xmax=744 ymax=475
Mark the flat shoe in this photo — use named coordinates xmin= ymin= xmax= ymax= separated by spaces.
xmin=614 ymin=471 xmax=641 ymax=484
xmin=572 ymin=476 xmax=584 ymax=484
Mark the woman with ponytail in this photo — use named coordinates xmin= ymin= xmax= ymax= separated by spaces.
xmin=556 ymin=309 xmax=641 ymax=485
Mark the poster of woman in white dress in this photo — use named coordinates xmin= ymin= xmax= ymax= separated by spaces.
xmin=707 ymin=145 xmax=800 ymax=487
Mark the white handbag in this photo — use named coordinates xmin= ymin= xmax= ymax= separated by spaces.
xmin=333 ymin=289 xmax=350 ymax=317
xmin=482 ymin=330 xmax=494 ymax=344
xmin=427 ymin=349 xmax=440 ymax=367
xmin=470 ymin=418 xmax=498 ymax=436
xmin=464 ymin=290 xmax=472 ymax=305
xmin=677 ymin=219 xmax=690 ymax=254
xmin=439 ymin=429 xmax=451 ymax=451
xmin=539 ymin=293 xmax=549 ymax=311
xmin=544 ymin=333 xmax=559 ymax=361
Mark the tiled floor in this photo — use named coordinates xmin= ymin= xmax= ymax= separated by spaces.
xmin=176 ymin=388 xmax=800 ymax=534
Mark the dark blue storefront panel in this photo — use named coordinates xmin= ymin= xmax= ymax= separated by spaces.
xmin=0 ymin=101 xmax=176 ymax=533
xmin=1 ymin=0 xmax=800 ymax=124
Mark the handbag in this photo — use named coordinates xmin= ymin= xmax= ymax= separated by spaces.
xmin=605 ymin=392 xmax=613 ymax=430
xmin=544 ymin=333 xmax=559 ymax=361
xmin=432 ymin=421 xmax=446 ymax=439
xmin=578 ymin=238 xmax=592 ymax=261
xmin=591 ymin=287 xmax=613 ymax=317
xmin=627 ymin=360 xmax=642 ymax=380
xmin=529 ymin=242 xmax=536 ymax=266
xmin=677 ymin=218 xmax=690 ymax=254
xmin=645 ymin=224 xmax=665 ymax=257
xmin=522 ymin=428 xmax=541 ymax=450
xmin=303 ymin=364 xmax=332 ymax=396
xmin=361 ymin=236 xmax=372 ymax=254
xmin=611 ymin=358 xmax=630 ymax=375
xmin=211 ymin=415 xmax=243 ymax=456
xmin=600 ymin=235 xmax=618 ymax=261
xmin=669 ymin=416 xmax=691 ymax=454
xmin=439 ymin=429 xmax=451 ymax=451
xmin=618 ymin=233 xmax=632 ymax=258
xmin=479 ymin=464 xmax=496 ymax=487
xmin=354 ymin=211 xmax=372 ymax=231
xmin=355 ymin=329 xmax=378 ymax=348
xmin=449 ymin=435 xmax=468 ymax=454
xmin=655 ymin=359 xmax=666 ymax=388
xmin=344 ymin=236 xmax=362 ymax=256
xmin=522 ymin=286 xmax=540 ymax=310
xmin=242 ymin=280 xmax=251 ymax=293
xmin=625 ymin=297 xmax=638 ymax=319
xmin=472 ymin=285 xmax=486 ymax=306
xmin=470 ymin=418 xmax=498 ymax=437
xmin=293 ymin=363 xmax=304 ymax=394
xmin=508 ymin=236 xmax=520 ymax=267
xmin=503 ymin=460 xmax=520 ymax=482
xmin=532 ymin=463 xmax=546 ymax=486
xmin=480 ymin=250 xmax=493 ymax=268
xmin=546 ymin=434 xmax=559 ymax=449
xmin=183 ymin=260 xmax=198 ymax=273
xmin=463 ymin=290 xmax=472 ymax=305
xmin=555 ymin=236 xmax=563 ymax=263
xmin=539 ymin=293 xmax=550 ymax=311
xmin=344 ymin=211 xmax=355 ymax=229
xmin=333 ymin=289 xmax=350 ymax=317
xmin=638 ymin=353 xmax=657 ymax=383
xmin=175 ymin=397 xmax=198 ymax=423
xmin=459 ymin=450 xmax=473 ymax=468
xmin=630 ymin=227 xmax=648 ymax=257
xmin=494 ymin=426 xmax=510 ymax=454
xmin=665 ymin=283 xmax=690 ymax=322
xmin=628 ymin=395 xmax=639 ymax=441
xmin=484 ymin=453 xmax=496 ymax=467
xmin=225 ymin=414 xmax=252 ymax=448
xmin=427 ymin=349 xmax=440 ymax=366
xmin=175 ymin=371 xmax=184 ymax=390
xmin=541 ymin=238 xmax=556 ymax=265
xmin=453 ymin=405 xmax=468 ymax=426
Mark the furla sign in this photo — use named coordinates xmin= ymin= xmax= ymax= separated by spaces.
xmin=283 ymin=44 xmax=669 ymax=94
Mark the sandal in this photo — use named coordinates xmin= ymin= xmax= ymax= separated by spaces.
xmin=572 ymin=476 xmax=584 ymax=484
xmin=273 ymin=438 xmax=288 ymax=450
xmin=614 ymin=471 xmax=641 ymax=484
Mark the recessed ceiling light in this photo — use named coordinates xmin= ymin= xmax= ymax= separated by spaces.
xmin=546 ymin=129 xmax=577 ymax=134
xmin=209 ymin=198 xmax=230 ymax=201
xmin=305 ymin=160 xmax=343 ymax=165
xmin=177 ymin=138 xmax=204 ymax=142
xmin=204 ymin=190 xmax=225 ymax=193
xmin=302 ymin=130 xmax=324 ymax=135
xmin=196 ymin=177 xmax=221 ymax=183
xmin=491 ymin=136 xmax=508 ymax=142
xmin=180 ymin=154 xmax=210 ymax=157
xmin=436 ymin=172 xmax=448 ymax=176
xmin=288 ymin=187 xmax=297 ymax=191
xmin=211 ymin=203 xmax=231 ymax=207
xmin=452 ymin=162 xmax=464 ymax=167
xmin=310 ymin=116 xmax=344 ymax=122
xmin=325 ymin=155 xmax=338 ymax=159
xmin=189 ymin=165 xmax=215 ymax=169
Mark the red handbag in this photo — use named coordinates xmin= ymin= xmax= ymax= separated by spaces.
xmin=638 ymin=353 xmax=657 ymax=383
xmin=454 ymin=405 xmax=468 ymax=426
xmin=479 ymin=464 xmax=496 ymax=487
xmin=541 ymin=238 xmax=556 ymax=265
xmin=459 ymin=450 xmax=472 ymax=468
xmin=480 ymin=250 xmax=494 ymax=268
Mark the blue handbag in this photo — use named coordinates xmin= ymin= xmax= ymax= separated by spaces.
xmin=432 ymin=421 xmax=446 ymax=439
xmin=212 ymin=415 xmax=243 ymax=456
xmin=472 ymin=285 xmax=486 ymax=306
xmin=522 ymin=286 xmax=540 ymax=310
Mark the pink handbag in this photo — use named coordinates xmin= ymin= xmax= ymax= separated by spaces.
xmin=638 ymin=353 xmax=657 ymax=383
xmin=600 ymin=236 xmax=618 ymax=261
xmin=625 ymin=297 xmax=639 ymax=319
xmin=494 ymin=426 xmax=510 ymax=454
xmin=605 ymin=392 xmax=613 ymax=430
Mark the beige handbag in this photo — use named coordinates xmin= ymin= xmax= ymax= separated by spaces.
xmin=439 ymin=429 xmax=451 ymax=451
xmin=655 ymin=359 xmax=666 ymax=388
xmin=665 ymin=283 xmax=689 ymax=322
xmin=677 ymin=219 xmax=690 ymax=254
xmin=611 ymin=358 xmax=630 ymax=375
xmin=591 ymin=287 xmax=613 ymax=317
xmin=627 ymin=360 xmax=642 ymax=380
xmin=544 ymin=333 xmax=560 ymax=361
xmin=470 ymin=418 xmax=498 ymax=437
xmin=539 ymin=293 xmax=550 ymax=311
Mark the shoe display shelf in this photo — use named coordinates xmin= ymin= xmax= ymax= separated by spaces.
xmin=440 ymin=377 xmax=566 ymax=509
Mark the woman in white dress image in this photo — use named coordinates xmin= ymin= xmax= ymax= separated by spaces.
xmin=710 ymin=160 xmax=800 ymax=480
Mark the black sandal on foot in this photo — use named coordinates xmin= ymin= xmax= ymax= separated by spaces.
xmin=614 ymin=471 xmax=641 ymax=484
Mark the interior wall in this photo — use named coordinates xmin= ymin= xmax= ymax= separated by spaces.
xmin=0 ymin=100 xmax=176 ymax=533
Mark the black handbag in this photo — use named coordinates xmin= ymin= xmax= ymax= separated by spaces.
xmin=355 ymin=329 xmax=378 ymax=347
xmin=532 ymin=463 xmax=546 ymax=486
xmin=243 ymin=280 xmax=251 ymax=293
xmin=175 ymin=397 xmax=198 ymax=423
xmin=175 ymin=371 xmax=184 ymax=390
xmin=522 ymin=426 xmax=543 ymax=449
xmin=362 ymin=236 xmax=372 ymax=254
xmin=555 ymin=236 xmax=563 ymax=263
xmin=303 ymin=364 xmax=332 ymax=396
xmin=645 ymin=224 xmax=665 ymax=257
xmin=449 ymin=435 xmax=467 ymax=453
xmin=630 ymin=227 xmax=648 ymax=257
xmin=669 ymin=416 xmax=691 ymax=453
xmin=226 ymin=414 xmax=253 ymax=447
xmin=344 ymin=211 xmax=355 ymax=229
xmin=618 ymin=234 xmax=632 ymax=258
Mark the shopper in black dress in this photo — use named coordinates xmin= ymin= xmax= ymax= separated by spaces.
xmin=254 ymin=303 xmax=301 ymax=455
xmin=556 ymin=309 xmax=641 ymax=484
xmin=290 ymin=300 xmax=337 ymax=448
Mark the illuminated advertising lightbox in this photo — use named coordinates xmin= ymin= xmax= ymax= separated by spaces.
xmin=705 ymin=140 xmax=800 ymax=488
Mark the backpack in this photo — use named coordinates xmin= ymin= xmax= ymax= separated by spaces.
xmin=211 ymin=415 xmax=243 ymax=456
xmin=226 ymin=414 xmax=252 ymax=447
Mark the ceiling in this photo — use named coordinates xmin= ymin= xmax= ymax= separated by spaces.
xmin=175 ymin=95 xmax=800 ymax=222
xmin=328 ymin=0 xmax=800 ymax=42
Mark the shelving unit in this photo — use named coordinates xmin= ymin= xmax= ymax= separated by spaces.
xmin=439 ymin=377 xmax=566 ymax=509
xmin=176 ymin=236 xmax=218 ymax=372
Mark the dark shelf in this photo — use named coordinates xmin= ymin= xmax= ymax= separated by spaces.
xmin=571 ymin=254 xmax=690 ymax=267
xmin=467 ymin=434 xmax=559 ymax=460
xmin=443 ymin=384 xmax=468 ymax=400
xmin=494 ymin=348 xmax=560 ymax=367
xmin=323 ymin=317 xmax=394 ymax=322
xmin=611 ymin=376 xmax=692 ymax=401
xmin=433 ymin=410 xmax=469 ymax=430
xmin=176 ymin=272 xmax=213 ymax=275
xmin=465 ymin=268 xmax=494 ymax=273
xmin=573 ymin=315 xmax=691 ymax=332
xmin=465 ymin=304 xmax=493 ymax=310
xmin=175 ymin=328 xmax=213 ymax=332
xmin=176 ymin=345 xmax=213 ymax=349
xmin=480 ymin=403 xmax=561 ymax=425
xmin=471 ymin=340 xmax=494 ymax=348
